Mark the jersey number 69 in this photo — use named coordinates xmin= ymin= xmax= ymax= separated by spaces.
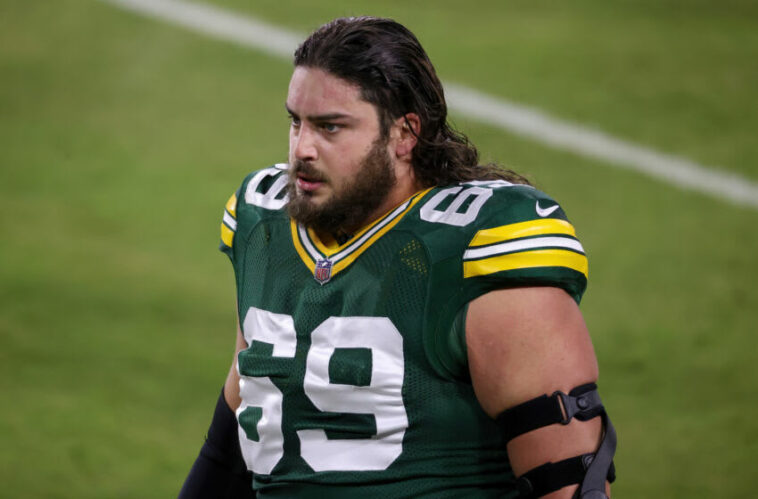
xmin=236 ymin=307 xmax=409 ymax=474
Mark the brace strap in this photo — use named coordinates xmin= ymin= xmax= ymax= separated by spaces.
xmin=497 ymin=383 xmax=603 ymax=442
xmin=516 ymin=453 xmax=616 ymax=499
xmin=498 ymin=383 xmax=617 ymax=499
xmin=579 ymin=410 xmax=617 ymax=499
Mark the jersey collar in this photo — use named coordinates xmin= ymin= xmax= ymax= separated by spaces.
xmin=291 ymin=188 xmax=432 ymax=281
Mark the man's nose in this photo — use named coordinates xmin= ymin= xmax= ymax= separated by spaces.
xmin=292 ymin=125 xmax=318 ymax=162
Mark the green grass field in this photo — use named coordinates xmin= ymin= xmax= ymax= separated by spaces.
xmin=2 ymin=1 xmax=757 ymax=497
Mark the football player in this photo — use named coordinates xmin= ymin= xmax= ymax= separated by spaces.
xmin=180 ymin=16 xmax=615 ymax=499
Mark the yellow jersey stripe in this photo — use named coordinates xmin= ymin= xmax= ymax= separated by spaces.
xmin=308 ymin=228 xmax=342 ymax=254
xmin=463 ymin=248 xmax=588 ymax=278
xmin=291 ymin=188 xmax=433 ymax=278
xmin=291 ymin=222 xmax=316 ymax=273
xmin=331 ymin=190 xmax=431 ymax=274
xmin=329 ymin=187 xmax=433 ymax=263
xmin=225 ymin=193 xmax=238 ymax=218
xmin=220 ymin=223 xmax=235 ymax=248
xmin=307 ymin=210 xmax=385 ymax=255
xmin=469 ymin=218 xmax=576 ymax=248
xmin=307 ymin=187 xmax=434 ymax=258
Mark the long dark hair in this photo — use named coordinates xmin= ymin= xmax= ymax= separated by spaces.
xmin=293 ymin=17 xmax=529 ymax=187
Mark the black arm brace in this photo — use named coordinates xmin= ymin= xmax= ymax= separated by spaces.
xmin=497 ymin=383 xmax=617 ymax=499
xmin=178 ymin=389 xmax=256 ymax=499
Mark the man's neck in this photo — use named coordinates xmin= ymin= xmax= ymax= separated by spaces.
xmin=314 ymin=183 xmax=423 ymax=246
xmin=333 ymin=231 xmax=352 ymax=245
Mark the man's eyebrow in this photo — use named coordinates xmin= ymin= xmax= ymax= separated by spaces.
xmin=285 ymin=104 xmax=351 ymax=121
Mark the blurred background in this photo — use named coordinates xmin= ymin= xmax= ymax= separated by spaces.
xmin=1 ymin=0 xmax=757 ymax=496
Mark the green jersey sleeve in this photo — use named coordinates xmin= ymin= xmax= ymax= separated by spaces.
xmin=218 ymin=164 xmax=290 ymax=264
xmin=461 ymin=184 xmax=588 ymax=304
xmin=219 ymin=187 xmax=241 ymax=262
xmin=422 ymin=181 xmax=589 ymax=380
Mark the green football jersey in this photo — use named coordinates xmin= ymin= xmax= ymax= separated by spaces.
xmin=218 ymin=164 xmax=588 ymax=498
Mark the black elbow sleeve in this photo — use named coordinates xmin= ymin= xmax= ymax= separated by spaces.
xmin=178 ymin=389 xmax=255 ymax=499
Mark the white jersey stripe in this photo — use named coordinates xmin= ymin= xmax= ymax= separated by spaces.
xmin=223 ymin=211 xmax=237 ymax=231
xmin=296 ymin=196 xmax=415 ymax=265
xmin=298 ymin=225 xmax=323 ymax=262
xmin=330 ymin=198 xmax=414 ymax=263
xmin=464 ymin=236 xmax=584 ymax=260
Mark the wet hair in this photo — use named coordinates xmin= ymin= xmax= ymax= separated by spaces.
xmin=293 ymin=17 xmax=529 ymax=187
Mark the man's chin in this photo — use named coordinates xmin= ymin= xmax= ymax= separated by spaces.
xmin=287 ymin=192 xmax=331 ymax=225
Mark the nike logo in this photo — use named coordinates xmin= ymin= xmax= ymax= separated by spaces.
xmin=535 ymin=201 xmax=560 ymax=217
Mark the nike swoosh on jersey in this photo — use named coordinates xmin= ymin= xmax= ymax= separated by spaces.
xmin=535 ymin=201 xmax=560 ymax=217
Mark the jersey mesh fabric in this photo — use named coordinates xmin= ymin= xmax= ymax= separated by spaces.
xmin=234 ymin=219 xmax=514 ymax=497
xmin=223 ymin=167 xmax=587 ymax=498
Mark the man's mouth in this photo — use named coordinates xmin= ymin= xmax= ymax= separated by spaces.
xmin=294 ymin=164 xmax=326 ymax=193
xmin=296 ymin=174 xmax=324 ymax=192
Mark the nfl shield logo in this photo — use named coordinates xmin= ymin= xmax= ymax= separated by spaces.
xmin=314 ymin=259 xmax=333 ymax=285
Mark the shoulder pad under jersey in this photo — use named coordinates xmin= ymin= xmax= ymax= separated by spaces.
xmin=457 ymin=180 xmax=588 ymax=304
xmin=219 ymin=164 xmax=289 ymax=262
xmin=418 ymin=180 xmax=589 ymax=380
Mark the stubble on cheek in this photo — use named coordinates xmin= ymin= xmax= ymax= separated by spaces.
xmin=285 ymin=160 xmax=325 ymax=222
xmin=285 ymin=137 xmax=395 ymax=234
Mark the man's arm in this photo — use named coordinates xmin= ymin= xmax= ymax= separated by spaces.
xmin=223 ymin=322 xmax=247 ymax=410
xmin=179 ymin=323 xmax=254 ymax=498
xmin=466 ymin=286 xmax=611 ymax=498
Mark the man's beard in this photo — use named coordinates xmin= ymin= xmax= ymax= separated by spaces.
xmin=286 ymin=137 xmax=397 ymax=235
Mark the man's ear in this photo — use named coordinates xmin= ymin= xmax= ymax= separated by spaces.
xmin=394 ymin=113 xmax=420 ymax=159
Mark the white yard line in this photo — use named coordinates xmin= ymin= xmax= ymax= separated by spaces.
xmin=102 ymin=0 xmax=300 ymax=58
xmin=100 ymin=0 xmax=758 ymax=210
xmin=445 ymin=84 xmax=758 ymax=209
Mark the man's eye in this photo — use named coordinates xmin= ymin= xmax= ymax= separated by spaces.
xmin=289 ymin=116 xmax=301 ymax=127
xmin=322 ymin=123 xmax=340 ymax=133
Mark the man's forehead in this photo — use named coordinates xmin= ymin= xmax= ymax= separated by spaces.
xmin=286 ymin=66 xmax=370 ymax=116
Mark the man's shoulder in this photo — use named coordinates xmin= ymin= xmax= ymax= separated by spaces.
xmin=459 ymin=180 xmax=567 ymax=228
xmin=219 ymin=164 xmax=290 ymax=259
xmin=411 ymin=179 xmax=569 ymax=236
xmin=236 ymin=163 xmax=290 ymax=213
xmin=226 ymin=164 xmax=291 ymax=228
xmin=406 ymin=179 xmax=588 ymax=302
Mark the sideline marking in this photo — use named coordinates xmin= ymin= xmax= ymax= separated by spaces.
xmin=99 ymin=0 xmax=758 ymax=210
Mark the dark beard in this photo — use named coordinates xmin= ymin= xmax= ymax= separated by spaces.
xmin=286 ymin=138 xmax=397 ymax=234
